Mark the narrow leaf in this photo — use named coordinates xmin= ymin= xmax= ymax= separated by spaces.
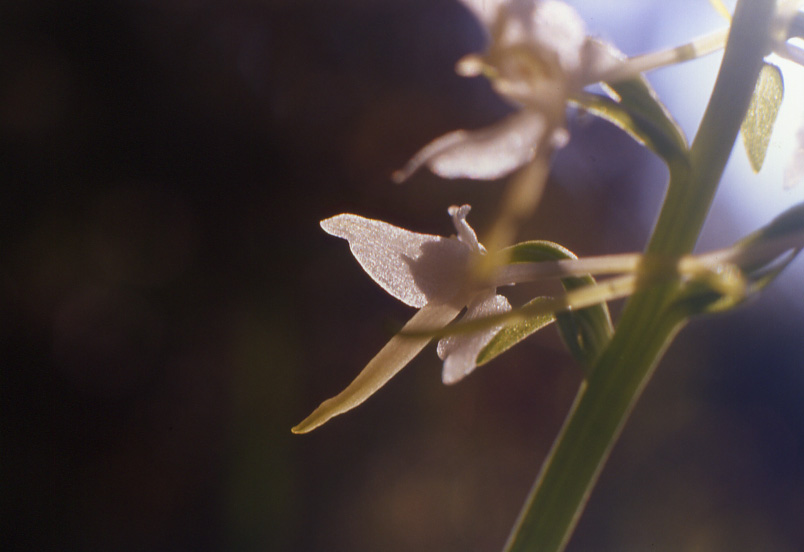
xmin=573 ymin=77 xmax=689 ymax=169
xmin=476 ymin=297 xmax=555 ymax=366
xmin=752 ymin=200 xmax=804 ymax=242
xmin=503 ymin=241 xmax=614 ymax=368
xmin=725 ymin=200 xmax=804 ymax=273
xmin=607 ymin=78 xmax=689 ymax=155
xmin=741 ymin=63 xmax=784 ymax=172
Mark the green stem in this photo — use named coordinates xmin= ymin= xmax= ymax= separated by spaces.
xmin=504 ymin=1 xmax=777 ymax=551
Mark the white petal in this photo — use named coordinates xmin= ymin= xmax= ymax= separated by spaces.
xmin=784 ymin=125 xmax=804 ymax=189
xmin=393 ymin=111 xmax=548 ymax=182
xmin=321 ymin=213 xmax=471 ymax=307
xmin=292 ymin=302 xmax=462 ymax=433
xmin=773 ymin=2 xmax=804 ymax=51
xmin=531 ymin=0 xmax=587 ymax=75
xmin=437 ymin=291 xmax=512 ymax=384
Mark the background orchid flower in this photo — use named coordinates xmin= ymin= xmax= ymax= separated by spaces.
xmin=786 ymin=125 xmax=804 ymax=188
xmin=774 ymin=3 xmax=804 ymax=187
xmin=393 ymin=0 xmax=738 ymax=184
xmin=292 ymin=205 xmax=511 ymax=433
xmin=393 ymin=0 xmax=622 ymax=183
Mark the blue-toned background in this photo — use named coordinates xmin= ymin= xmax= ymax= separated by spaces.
xmin=4 ymin=1 xmax=804 ymax=550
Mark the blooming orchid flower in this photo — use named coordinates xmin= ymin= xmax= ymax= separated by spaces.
xmin=393 ymin=0 xmax=621 ymax=182
xmin=292 ymin=199 xmax=804 ymax=434
xmin=786 ymin=125 xmax=804 ymax=188
xmin=393 ymin=0 xmax=734 ymax=183
xmin=773 ymin=2 xmax=804 ymax=187
xmin=292 ymin=205 xmax=511 ymax=433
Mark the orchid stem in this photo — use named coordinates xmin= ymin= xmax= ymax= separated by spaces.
xmin=504 ymin=1 xmax=778 ymax=551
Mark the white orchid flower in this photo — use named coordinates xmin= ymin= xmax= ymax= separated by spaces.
xmin=292 ymin=205 xmax=510 ymax=433
xmin=786 ymin=125 xmax=804 ymax=188
xmin=393 ymin=0 xmax=618 ymax=182
xmin=292 ymin=200 xmax=804 ymax=434
xmin=772 ymin=2 xmax=804 ymax=187
xmin=393 ymin=0 xmax=731 ymax=183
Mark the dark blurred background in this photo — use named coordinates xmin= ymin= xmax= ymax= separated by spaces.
xmin=3 ymin=0 xmax=804 ymax=550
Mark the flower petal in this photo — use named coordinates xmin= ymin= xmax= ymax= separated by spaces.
xmin=437 ymin=291 xmax=512 ymax=384
xmin=531 ymin=0 xmax=587 ymax=74
xmin=393 ymin=111 xmax=548 ymax=182
xmin=321 ymin=213 xmax=471 ymax=307
xmin=784 ymin=124 xmax=804 ymax=189
xmin=292 ymin=302 xmax=462 ymax=433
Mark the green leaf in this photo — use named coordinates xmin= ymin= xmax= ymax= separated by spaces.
xmin=750 ymin=200 xmax=804 ymax=242
xmin=673 ymin=201 xmax=804 ymax=317
xmin=573 ymin=76 xmax=689 ymax=168
xmin=668 ymin=273 xmax=744 ymax=317
xmin=741 ymin=63 xmax=784 ymax=172
xmin=476 ymin=297 xmax=555 ymax=367
xmin=723 ymin=200 xmax=804 ymax=274
xmin=670 ymin=250 xmax=794 ymax=317
xmin=502 ymin=241 xmax=614 ymax=368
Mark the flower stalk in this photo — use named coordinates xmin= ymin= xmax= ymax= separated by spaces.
xmin=597 ymin=28 xmax=730 ymax=84
xmin=503 ymin=1 xmax=779 ymax=550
